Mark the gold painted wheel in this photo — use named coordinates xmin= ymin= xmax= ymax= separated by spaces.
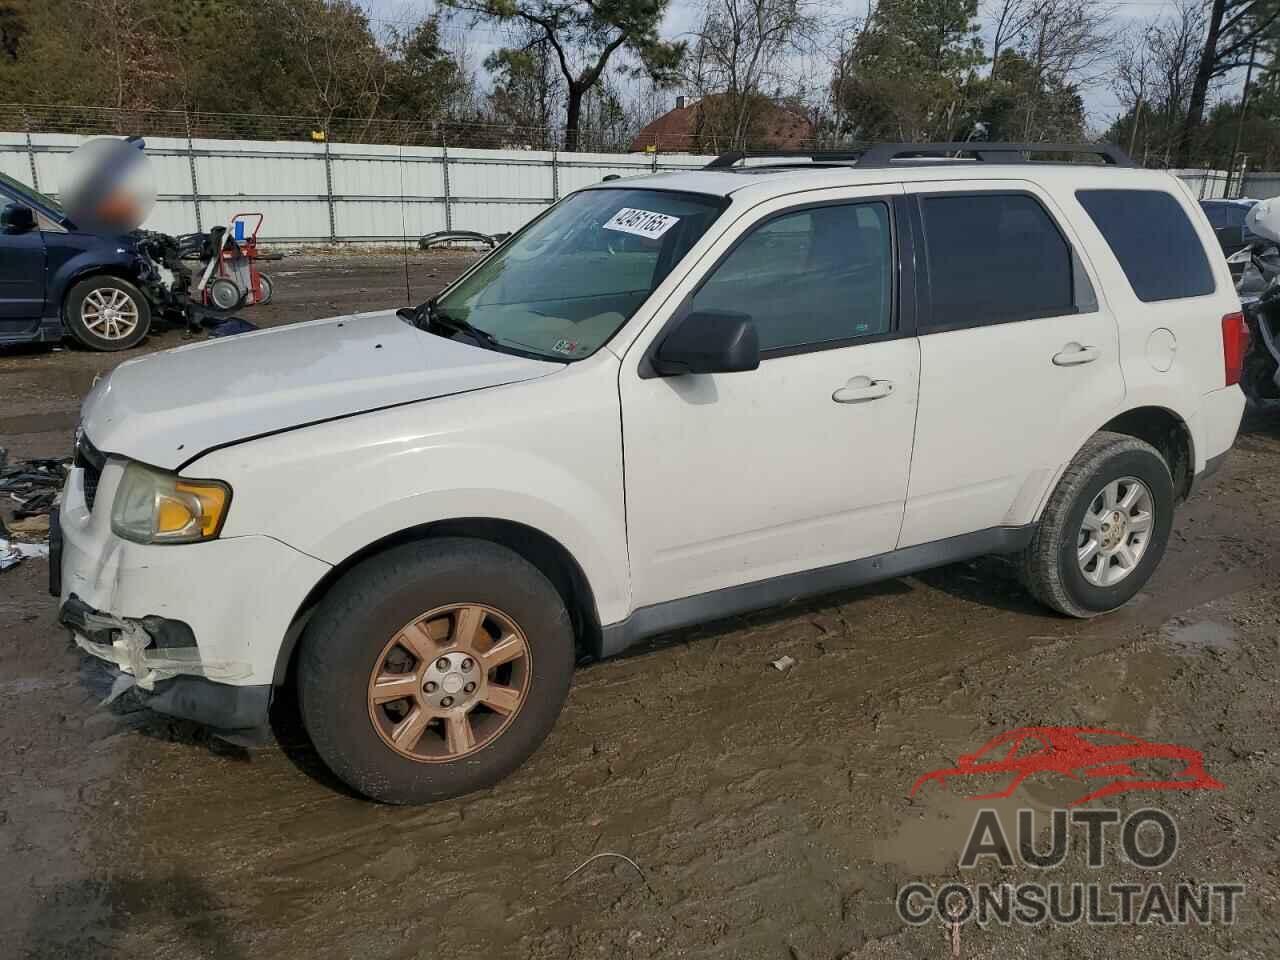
xmin=366 ymin=603 xmax=532 ymax=762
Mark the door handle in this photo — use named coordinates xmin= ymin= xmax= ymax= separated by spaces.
xmin=1052 ymin=343 xmax=1100 ymax=366
xmin=832 ymin=376 xmax=894 ymax=403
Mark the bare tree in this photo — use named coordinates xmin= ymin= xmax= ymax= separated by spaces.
xmin=1177 ymin=0 xmax=1280 ymax=164
xmin=682 ymin=0 xmax=824 ymax=149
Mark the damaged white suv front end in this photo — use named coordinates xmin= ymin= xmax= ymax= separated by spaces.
xmin=54 ymin=433 xmax=329 ymax=728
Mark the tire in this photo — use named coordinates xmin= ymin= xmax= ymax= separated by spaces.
xmin=297 ymin=538 xmax=574 ymax=804
xmin=63 ymin=276 xmax=151 ymax=351
xmin=208 ymin=277 xmax=243 ymax=311
xmin=1020 ymin=431 xmax=1174 ymax=618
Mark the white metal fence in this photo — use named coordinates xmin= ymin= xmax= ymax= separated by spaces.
xmin=0 ymin=131 xmax=1264 ymax=243
xmin=0 ymin=131 xmax=715 ymax=242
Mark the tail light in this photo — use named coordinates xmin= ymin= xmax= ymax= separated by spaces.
xmin=1222 ymin=312 xmax=1249 ymax=387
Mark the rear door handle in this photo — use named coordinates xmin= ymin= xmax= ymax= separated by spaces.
xmin=832 ymin=376 xmax=894 ymax=403
xmin=1052 ymin=343 xmax=1100 ymax=366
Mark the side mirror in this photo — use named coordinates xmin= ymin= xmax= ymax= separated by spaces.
xmin=652 ymin=310 xmax=760 ymax=376
xmin=1 ymin=202 xmax=37 ymax=234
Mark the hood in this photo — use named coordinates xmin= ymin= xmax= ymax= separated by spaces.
xmin=81 ymin=310 xmax=561 ymax=470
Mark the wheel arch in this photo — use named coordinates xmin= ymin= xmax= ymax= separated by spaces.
xmin=1096 ymin=406 xmax=1195 ymax=501
xmin=273 ymin=517 xmax=603 ymax=687
xmin=59 ymin=266 xmax=148 ymax=318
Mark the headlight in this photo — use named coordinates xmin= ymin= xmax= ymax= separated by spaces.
xmin=111 ymin=461 xmax=231 ymax=544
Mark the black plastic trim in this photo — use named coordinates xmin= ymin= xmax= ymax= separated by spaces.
xmin=138 ymin=676 xmax=271 ymax=731
xmin=595 ymin=524 xmax=1035 ymax=657
xmin=1188 ymin=450 xmax=1230 ymax=499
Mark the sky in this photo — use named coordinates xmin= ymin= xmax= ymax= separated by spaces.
xmin=357 ymin=0 xmax=1237 ymax=134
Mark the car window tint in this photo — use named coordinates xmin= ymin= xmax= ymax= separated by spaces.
xmin=1077 ymin=189 xmax=1215 ymax=302
xmin=920 ymin=193 xmax=1075 ymax=330
xmin=690 ymin=201 xmax=892 ymax=353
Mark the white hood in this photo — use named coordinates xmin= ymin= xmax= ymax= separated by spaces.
xmin=80 ymin=310 xmax=560 ymax=470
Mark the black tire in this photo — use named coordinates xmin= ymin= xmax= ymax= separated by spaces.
xmin=63 ymin=276 xmax=151 ymax=351
xmin=1020 ymin=431 xmax=1174 ymax=618
xmin=297 ymin=538 xmax=574 ymax=804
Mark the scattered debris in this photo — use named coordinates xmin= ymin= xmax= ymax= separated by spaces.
xmin=418 ymin=230 xmax=510 ymax=251
xmin=205 ymin=317 xmax=260 ymax=338
xmin=0 ymin=451 xmax=69 ymax=526
xmin=6 ymin=515 xmax=50 ymax=538
xmin=771 ymin=655 xmax=797 ymax=672
xmin=562 ymin=851 xmax=647 ymax=885
xmin=0 ymin=538 xmax=48 ymax=571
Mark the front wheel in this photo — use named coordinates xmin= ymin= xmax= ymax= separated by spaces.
xmin=297 ymin=538 xmax=574 ymax=804
xmin=64 ymin=276 xmax=151 ymax=351
xmin=1020 ymin=432 xmax=1174 ymax=618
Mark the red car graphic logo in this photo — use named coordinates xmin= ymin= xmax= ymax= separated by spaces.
xmin=910 ymin=726 xmax=1224 ymax=806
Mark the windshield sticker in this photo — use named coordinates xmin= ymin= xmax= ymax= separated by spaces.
xmin=603 ymin=207 xmax=680 ymax=240
xmin=553 ymin=339 xmax=580 ymax=355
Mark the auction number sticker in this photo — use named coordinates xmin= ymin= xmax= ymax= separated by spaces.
xmin=603 ymin=207 xmax=680 ymax=240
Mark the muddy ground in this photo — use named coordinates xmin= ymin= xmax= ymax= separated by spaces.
xmin=1 ymin=252 xmax=1278 ymax=959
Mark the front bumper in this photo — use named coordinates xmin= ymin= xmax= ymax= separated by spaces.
xmin=63 ymin=596 xmax=272 ymax=730
xmin=58 ymin=447 xmax=332 ymax=695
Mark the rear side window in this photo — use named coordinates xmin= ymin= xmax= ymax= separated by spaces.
xmin=919 ymin=193 xmax=1076 ymax=330
xmin=1077 ymin=189 xmax=1215 ymax=302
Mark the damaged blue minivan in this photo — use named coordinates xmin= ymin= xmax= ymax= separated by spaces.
xmin=0 ymin=170 xmax=189 ymax=351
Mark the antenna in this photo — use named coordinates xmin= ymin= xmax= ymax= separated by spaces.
xmin=399 ymin=140 xmax=412 ymax=305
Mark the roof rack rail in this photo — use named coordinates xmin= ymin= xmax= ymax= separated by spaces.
xmin=856 ymin=142 xmax=1133 ymax=168
xmin=703 ymin=149 xmax=867 ymax=169
xmin=703 ymin=141 xmax=1134 ymax=170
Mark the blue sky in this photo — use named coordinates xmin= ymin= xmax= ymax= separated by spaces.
xmin=358 ymin=0 xmax=1224 ymax=132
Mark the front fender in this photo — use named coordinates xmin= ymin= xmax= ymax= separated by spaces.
xmin=191 ymin=364 xmax=631 ymax=625
xmin=49 ymin=244 xmax=144 ymax=308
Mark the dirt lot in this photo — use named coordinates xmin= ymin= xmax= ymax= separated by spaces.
xmin=2 ymin=253 xmax=1278 ymax=959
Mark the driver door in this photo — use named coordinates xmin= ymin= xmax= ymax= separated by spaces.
xmin=620 ymin=187 xmax=920 ymax=609
xmin=0 ymin=202 xmax=46 ymax=329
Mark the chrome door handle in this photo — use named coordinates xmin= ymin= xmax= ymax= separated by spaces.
xmin=1052 ymin=343 xmax=1100 ymax=366
xmin=832 ymin=376 xmax=894 ymax=403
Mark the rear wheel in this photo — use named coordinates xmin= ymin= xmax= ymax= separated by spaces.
xmin=1021 ymin=432 xmax=1174 ymax=617
xmin=297 ymin=538 xmax=574 ymax=804
xmin=64 ymin=276 xmax=151 ymax=351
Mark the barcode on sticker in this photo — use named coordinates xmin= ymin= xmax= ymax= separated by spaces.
xmin=603 ymin=207 xmax=680 ymax=240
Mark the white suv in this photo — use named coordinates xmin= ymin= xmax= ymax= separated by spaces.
xmin=56 ymin=143 xmax=1247 ymax=803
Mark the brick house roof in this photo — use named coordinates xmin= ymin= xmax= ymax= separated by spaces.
xmin=629 ymin=95 xmax=814 ymax=153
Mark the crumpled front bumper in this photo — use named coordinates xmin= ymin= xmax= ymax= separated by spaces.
xmin=57 ymin=447 xmax=332 ymax=726
xmin=61 ymin=594 xmax=272 ymax=730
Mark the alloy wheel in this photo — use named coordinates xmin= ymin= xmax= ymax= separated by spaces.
xmin=1076 ymin=476 xmax=1155 ymax=587
xmin=81 ymin=287 xmax=140 ymax=341
xmin=366 ymin=603 xmax=532 ymax=762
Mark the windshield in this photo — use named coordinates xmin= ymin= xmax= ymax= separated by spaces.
xmin=434 ymin=187 xmax=726 ymax=360
xmin=0 ymin=170 xmax=63 ymax=216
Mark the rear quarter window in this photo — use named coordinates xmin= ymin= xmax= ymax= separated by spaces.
xmin=1076 ymin=189 xmax=1215 ymax=302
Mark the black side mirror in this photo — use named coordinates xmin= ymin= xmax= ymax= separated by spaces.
xmin=652 ymin=310 xmax=760 ymax=376
xmin=1 ymin=203 xmax=37 ymax=234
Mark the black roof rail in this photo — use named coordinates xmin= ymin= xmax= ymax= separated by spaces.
xmin=704 ymin=149 xmax=868 ymax=169
xmin=704 ymin=141 xmax=1134 ymax=170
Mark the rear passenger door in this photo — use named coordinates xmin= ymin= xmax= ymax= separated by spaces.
xmin=899 ymin=182 xmax=1124 ymax=548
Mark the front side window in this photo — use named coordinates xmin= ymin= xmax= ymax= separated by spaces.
xmin=687 ymin=201 xmax=893 ymax=353
xmin=1076 ymin=189 xmax=1215 ymax=302
xmin=0 ymin=170 xmax=63 ymax=217
xmin=434 ymin=188 xmax=725 ymax=361
xmin=920 ymin=193 xmax=1076 ymax=330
